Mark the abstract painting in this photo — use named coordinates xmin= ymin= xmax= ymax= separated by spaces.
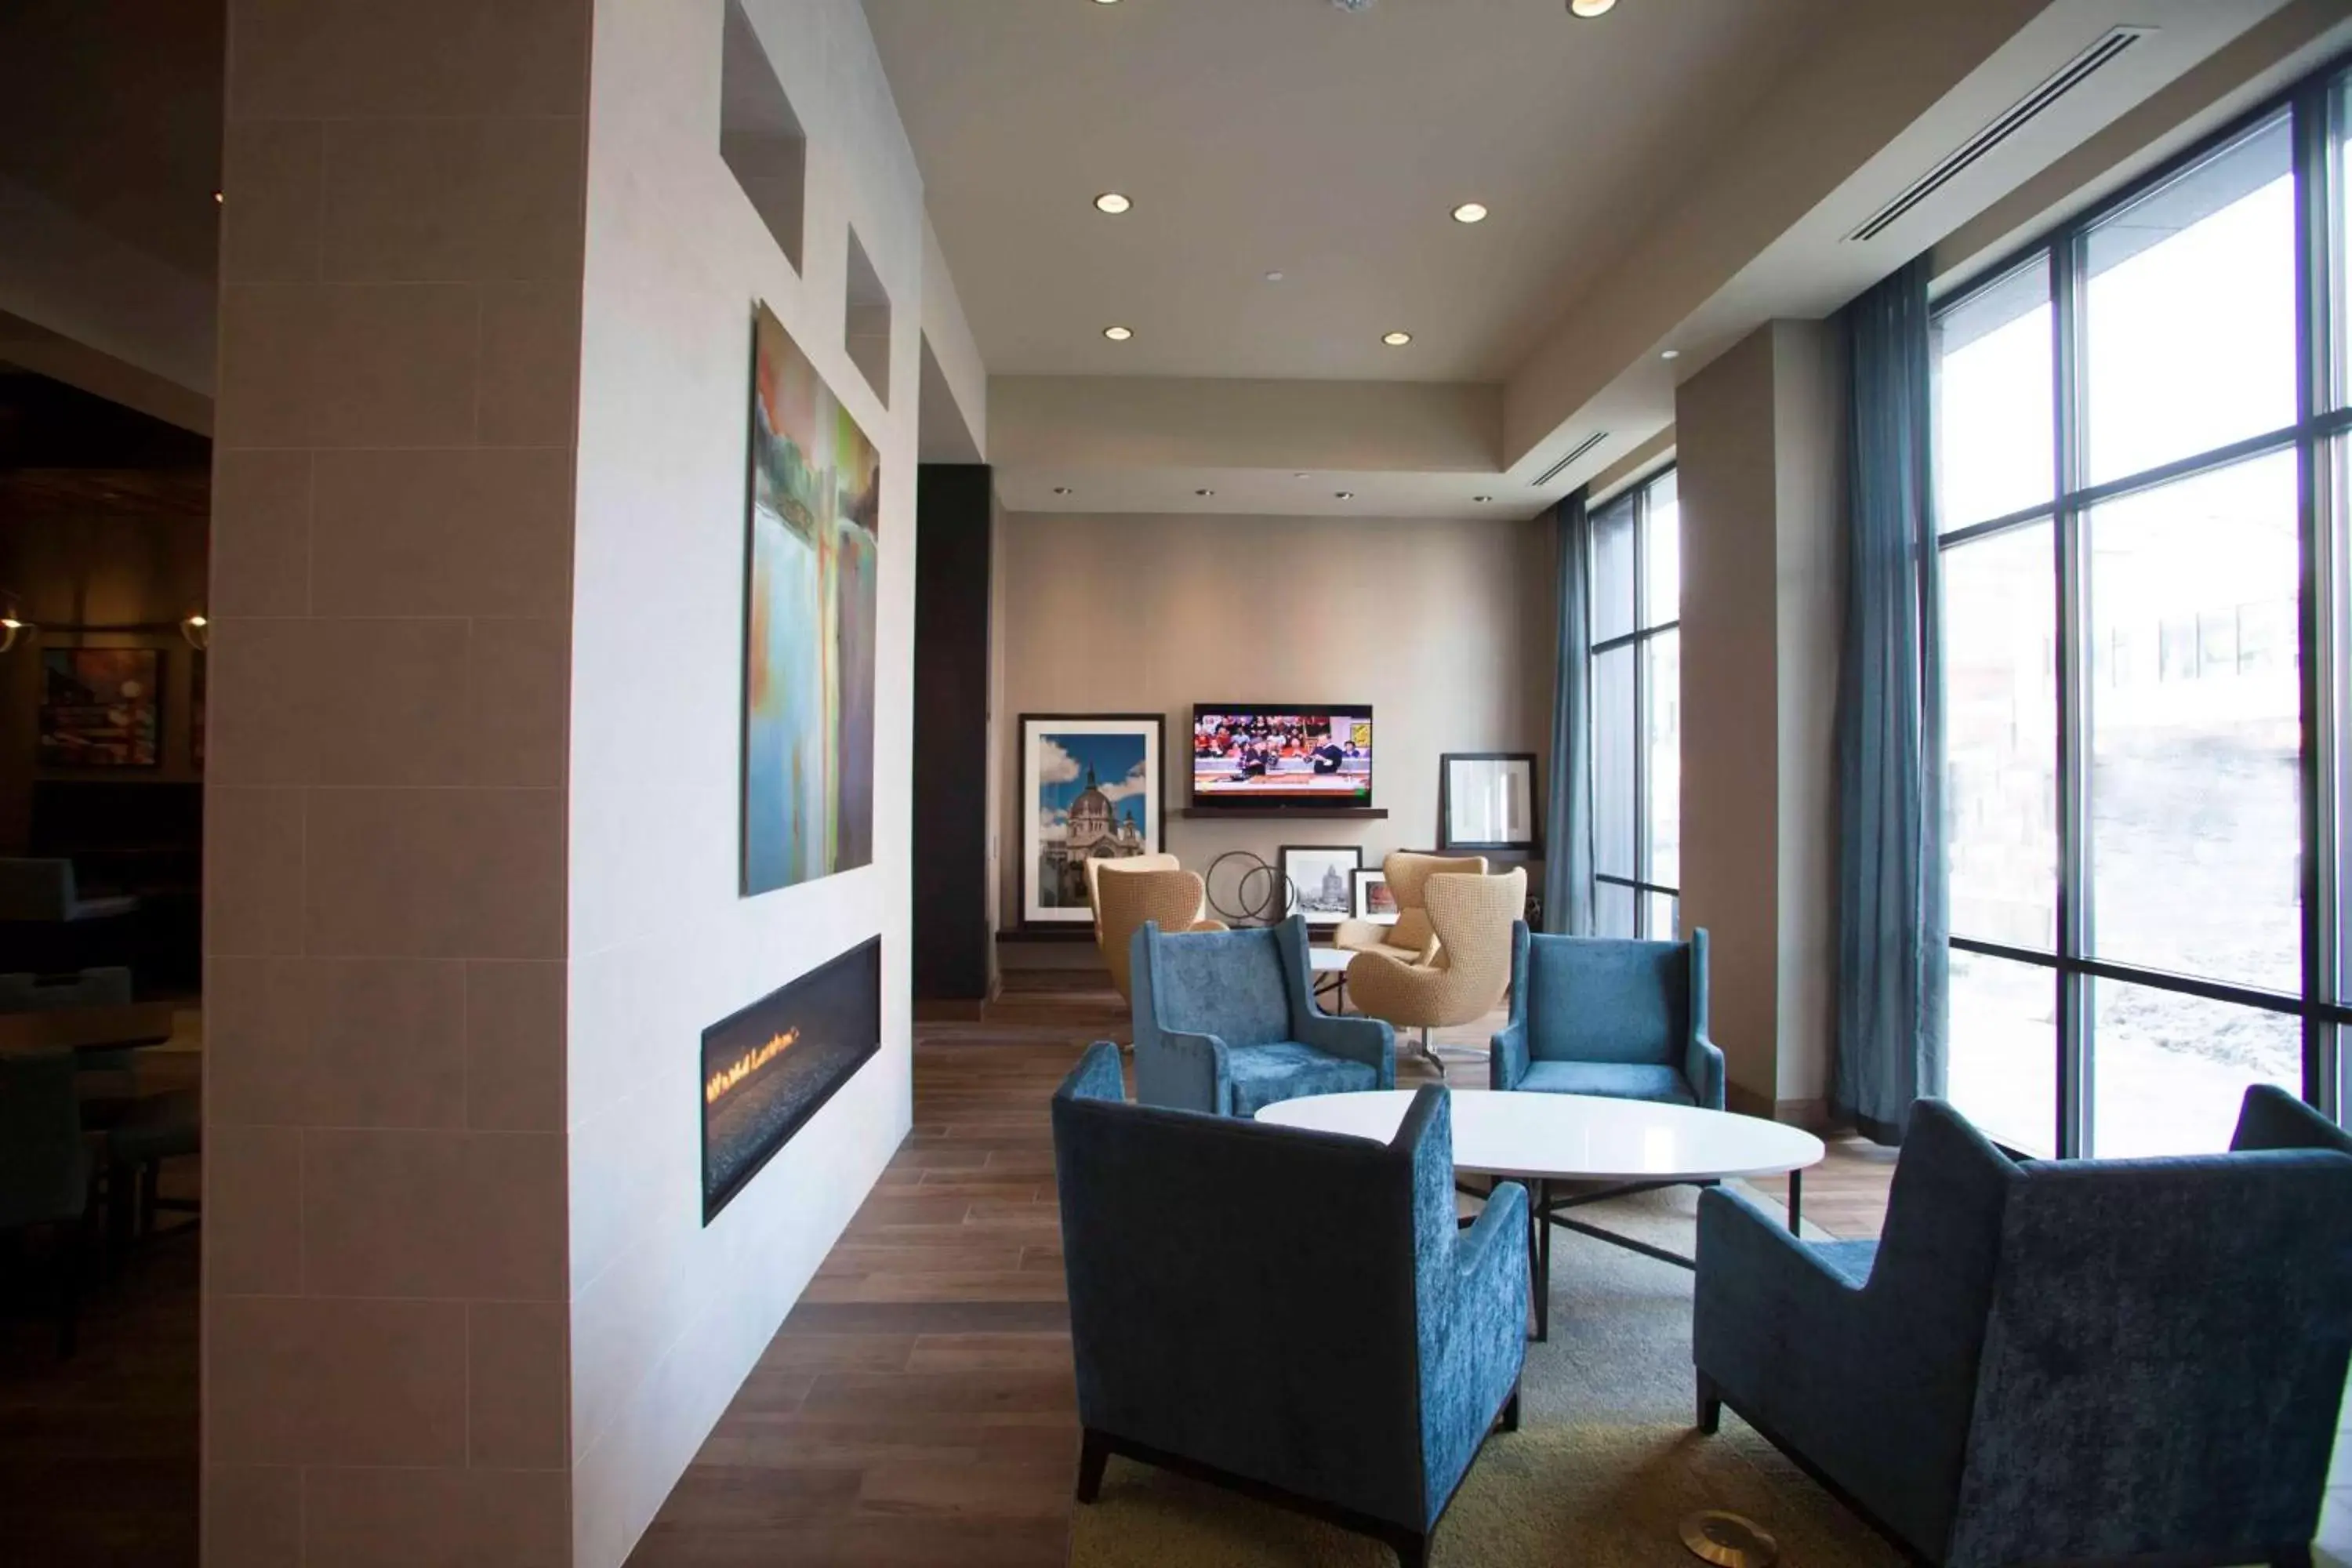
xmin=1021 ymin=714 xmax=1164 ymax=926
xmin=41 ymin=648 xmax=161 ymax=768
xmin=742 ymin=301 xmax=881 ymax=895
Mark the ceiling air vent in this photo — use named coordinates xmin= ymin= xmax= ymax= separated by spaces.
xmin=1849 ymin=26 xmax=2154 ymax=245
xmin=1534 ymin=431 xmax=1609 ymax=488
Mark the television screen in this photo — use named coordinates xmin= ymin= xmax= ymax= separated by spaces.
xmin=1191 ymin=705 xmax=1373 ymax=808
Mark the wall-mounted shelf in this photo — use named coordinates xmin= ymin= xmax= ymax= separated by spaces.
xmin=996 ymin=927 xmax=1098 ymax=944
xmin=1176 ymin=808 xmax=1389 ymax=821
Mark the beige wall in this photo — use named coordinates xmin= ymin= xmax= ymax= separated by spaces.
xmin=201 ymin=1 xmax=587 ymax=1563
xmin=996 ymin=510 xmax=1555 ymax=927
xmin=1676 ymin=319 xmax=1842 ymax=1119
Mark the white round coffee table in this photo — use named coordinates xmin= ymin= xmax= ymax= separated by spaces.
xmin=1257 ymin=1089 xmax=1825 ymax=1340
xmin=1307 ymin=946 xmax=1352 ymax=1010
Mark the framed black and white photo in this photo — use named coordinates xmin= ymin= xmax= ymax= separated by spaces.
xmin=1279 ymin=844 xmax=1361 ymax=929
xmin=1439 ymin=752 xmax=1538 ymax=852
xmin=1352 ymin=868 xmax=1399 ymax=925
xmin=1019 ymin=714 xmax=1166 ymax=927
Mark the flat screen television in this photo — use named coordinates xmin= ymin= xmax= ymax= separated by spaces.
xmin=1190 ymin=704 xmax=1374 ymax=809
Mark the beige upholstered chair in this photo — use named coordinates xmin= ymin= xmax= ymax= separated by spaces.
xmin=1096 ymin=868 xmax=1229 ymax=1004
xmin=1087 ymin=854 xmax=1188 ymax=958
xmin=1345 ymin=867 xmax=1525 ymax=1078
xmin=1331 ymin=852 xmax=1490 ymax=966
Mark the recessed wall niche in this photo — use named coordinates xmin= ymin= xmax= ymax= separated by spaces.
xmin=845 ymin=227 xmax=892 ymax=407
xmin=719 ymin=0 xmax=807 ymax=274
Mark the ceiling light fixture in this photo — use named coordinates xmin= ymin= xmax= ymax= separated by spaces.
xmin=181 ymin=613 xmax=211 ymax=651
xmin=1452 ymin=202 xmax=1489 ymax=224
xmin=1568 ymin=0 xmax=1617 ymax=15
xmin=212 ymin=190 xmax=223 ymax=205
xmin=1381 ymin=331 xmax=1413 ymax=347
xmin=1294 ymin=472 xmax=1312 ymax=479
xmin=1334 ymin=491 xmax=1356 ymax=500
xmin=1265 ymin=270 xmax=1286 ymax=282
xmin=1052 ymin=487 xmax=1073 ymax=495
xmin=1661 ymin=349 xmax=1681 ymax=360
xmin=1103 ymin=325 xmax=1133 ymax=341
xmin=1195 ymin=488 xmax=1216 ymax=497
xmin=1474 ymin=495 xmax=1494 ymax=503
xmin=1094 ymin=192 xmax=1131 ymax=215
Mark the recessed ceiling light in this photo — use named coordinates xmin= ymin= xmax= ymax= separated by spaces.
xmin=1334 ymin=491 xmax=1356 ymax=500
xmin=1473 ymin=495 xmax=1494 ymax=503
xmin=1568 ymin=0 xmax=1616 ymax=15
xmin=1451 ymin=201 xmax=1489 ymax=224
xmin=1661 ymin=349 xmax=1681 ymax=361
xmin=1094 ymin=192 xmax=1131 ymax=215
xmin=1265 ymin=270 xmax=1286 ymax=282
xmin=1052 ymin=487 xmax=1073 ymax=495
xmin=1381 ymin=331 xmax=1413 ymax=347
xmin=1103 ymin=325 xmax=1133 ymax=341
xmin=212 ymin=190 xmax=224 ymax=205
xmin=1294 ymin=472 xmax=1312 ymax=479
xmin=1195 ymin=488 xmax=1216 ymax=497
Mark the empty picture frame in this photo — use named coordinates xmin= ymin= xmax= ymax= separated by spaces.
xmin=1439 ymin=752 xmax=1537 ymax=851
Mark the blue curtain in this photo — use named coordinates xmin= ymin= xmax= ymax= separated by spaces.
xmin=1834 ymin=256 xmax=1947 ymax=1144
xmin=1543 ymin=488 xmax=1595 ymax=936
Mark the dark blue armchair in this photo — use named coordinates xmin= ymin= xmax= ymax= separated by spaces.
xmin=1490 ymin=922 xmax=1723 ymax=1108
xmin=1054 ymin=1042 xmax=1526 ymax=1567
xmin=1693 ymin=1087 xmax=2352 ymax=1568
xmin=1131 ymin=915 xmax=1394 ymax=1116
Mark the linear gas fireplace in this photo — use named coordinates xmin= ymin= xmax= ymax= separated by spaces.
xmin=701 ymin=935 xmax=881 ymax=1224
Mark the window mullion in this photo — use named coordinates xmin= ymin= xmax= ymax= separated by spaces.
xmin=2053 ymin=231 xmax=2093 ymax=1159
xmin=2296 ymin=79 xmax=2342 ymax=1117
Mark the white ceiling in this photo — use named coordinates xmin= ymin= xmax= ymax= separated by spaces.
xmin=864 ymin=0 xmax=1851 ymax=383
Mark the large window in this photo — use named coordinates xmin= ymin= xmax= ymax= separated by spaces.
xmin=1932 ymin=87 xmax=2343 ymax=1157
xmin=1592 ymin=467 xmax=1679 ymax=940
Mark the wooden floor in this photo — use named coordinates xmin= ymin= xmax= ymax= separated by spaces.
xmin=626 ymin=980 xmax=1900 ymax=1566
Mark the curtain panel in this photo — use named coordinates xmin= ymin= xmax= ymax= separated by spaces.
xmin=1542 ymin=488 xmax=1596 ymax=936
xmin=1833 ymin=256 xmax=1949 ymax=1144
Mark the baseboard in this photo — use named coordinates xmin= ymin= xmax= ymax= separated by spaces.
xmin=1775 ymin=1097 xmax=1831 ymax=1131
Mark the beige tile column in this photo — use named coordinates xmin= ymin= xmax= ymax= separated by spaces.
xmin=202 ymin=2 xmax=588 ymax=1563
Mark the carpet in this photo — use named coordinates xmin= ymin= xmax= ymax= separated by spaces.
xmin=1068 ymin=1184 xmax=1904 ymax=1567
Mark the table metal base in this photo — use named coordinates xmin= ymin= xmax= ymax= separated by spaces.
xmin=1519 ymin=1169 xmax=1802 ymax=1341
xmin=1680 ymin=1510 xmax=1778 ymax=1567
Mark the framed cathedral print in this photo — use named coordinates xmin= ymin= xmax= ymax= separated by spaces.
xmin=1020 ymin=714 xmax=1166 ymax=927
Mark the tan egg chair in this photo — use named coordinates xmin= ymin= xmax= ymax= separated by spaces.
xmin=1084 ymin=853 xmax=1184 ymax=949
xmin=1345 ymin=867 xmax=1525 ymax=1079
xmin=1331 ymin=852 xmax=1490 ymax=966
xmin=1096 ymin=868 xmax=1228 ymax=1006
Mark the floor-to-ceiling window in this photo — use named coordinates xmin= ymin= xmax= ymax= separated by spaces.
xmin=1592 ymin=466 xmax=1680 ymax=940
xmin=1932 ymin=78 xmax=2347 ymax=1156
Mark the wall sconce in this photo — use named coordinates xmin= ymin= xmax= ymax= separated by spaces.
xmin=180 ymin=613 xmax=210 ymax=651
xmin=0 ymin=593 xmax=28 ymax=654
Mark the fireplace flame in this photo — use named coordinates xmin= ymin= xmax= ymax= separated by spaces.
xmin=705 ymin=1028 xmax=799 ymax=1105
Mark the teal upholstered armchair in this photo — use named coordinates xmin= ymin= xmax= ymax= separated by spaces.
xmin=1490 ymin=923 xmax=1723 ymax=1108
xmin=1053 ymin=1042 xmax=1526 ymax=1568
xmin=1131 ymin=915 xmax=1394 ymax=1116
xmin=1693 ymin=1088 xmax=2352 ymax=1568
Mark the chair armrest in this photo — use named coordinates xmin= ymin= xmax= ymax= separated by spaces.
xmin=1294 ymin=1007 xmax=1394 ymax=1082
xmin=1685 ymin=1033 xmax=1726 ymax=1110
xmin=1457 ymin=1180 xmax=1528 ymax=1303
xmin=1330 ymin=919 xmax=1382 ymax=951
xmin=1420 ymin=1181 xmax=1530 ymax=1519
xmin=1490 ymin=1019 xmax=1529 ymax=1091
xmin=1693 ymin=1186 xmax=1863 ymax=1400
xmin=1132 ymin=1029 xmax=1230 ymax=1114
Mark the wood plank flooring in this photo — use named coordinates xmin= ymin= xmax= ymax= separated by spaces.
xmin=626 ymin=978 xmax=1900 ymax=1566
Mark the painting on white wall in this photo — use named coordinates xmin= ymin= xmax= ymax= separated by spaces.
xmin=742 ymin=300 xmax=882 ymax=895
xmin=1021 ymin=714 xmax=1165 ymax=927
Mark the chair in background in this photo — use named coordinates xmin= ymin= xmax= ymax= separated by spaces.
xmin=1331 ymin=852 xmax=1488 ymax=965
xmin=1095 ymin=867 xmax=1227 ymax=1006
xmin=1130 ymin=915 xmax=1391 ymax=1116
xmin=1084 ymin=851 xmax=1183 ymax=941
xmin=1054 ymin=1042 xmax=1526 ymax=1568
xmin=1489 ymin=925 xmax=1723 ymax=1107
xmin=1693 ymin=1088 xmax=2352 ymax=1568
xmin=1345 ymin=868 xmax=1523 ymax=1079
xmin=0 ymin=1049 xmax=95 ymax=1355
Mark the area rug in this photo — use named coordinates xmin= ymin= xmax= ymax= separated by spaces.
xmin=1068 ymin=1184 xmax=1902 ymax=1567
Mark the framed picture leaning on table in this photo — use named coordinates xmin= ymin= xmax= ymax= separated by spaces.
xmin=1352 ymin=868 xmax=1399 ymax=924
xmin=1279 ymin=845 xmax=1361 ymax=930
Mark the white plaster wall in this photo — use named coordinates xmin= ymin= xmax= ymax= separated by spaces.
xmin=565 ymin=2 xmax=930 ymax=1561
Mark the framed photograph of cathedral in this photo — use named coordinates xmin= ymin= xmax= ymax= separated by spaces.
xmin=1020 ymin=713 xmax=1166 ymax=927
xmin=1279 ymin=845 xmax=1360 ymax=930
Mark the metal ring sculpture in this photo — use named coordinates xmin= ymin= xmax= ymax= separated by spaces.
xmin=1205 ymin=850 xmax=1294 ymax=927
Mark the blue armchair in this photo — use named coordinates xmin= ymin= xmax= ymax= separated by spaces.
xmin=1693 ymin=1088 xmax=2352 ymax=1568
xmin=1131 ymin=915 xmax=1394 ymax=1116
xmin=1053 ymin=1042 xmax=1527 ymax=1568
xmin=1490 ymin=922 xmax=1723 ymax=1108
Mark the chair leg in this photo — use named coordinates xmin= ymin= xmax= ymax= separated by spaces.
xmin=1419 ymin=1026 xmax=1446 ymax=1080
xmin=140 ymin=1160 xmax=161 ymax=1241
xmin=1498 ymin=1383 xmax=1521 ymax=1433
xmin=57 ymin=1216 xmax=85 ymax=1359
xmin=1696 ymin=1371 xmax=1722 ymax=1435
xmin=1075 ymin=1428 xmax=1110 ymax=1504
xmin=2270 ymin=1548 xmax=2312 ymax=1568
xmin=1385 ymin=1528 xmax=1430 ymax=1568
